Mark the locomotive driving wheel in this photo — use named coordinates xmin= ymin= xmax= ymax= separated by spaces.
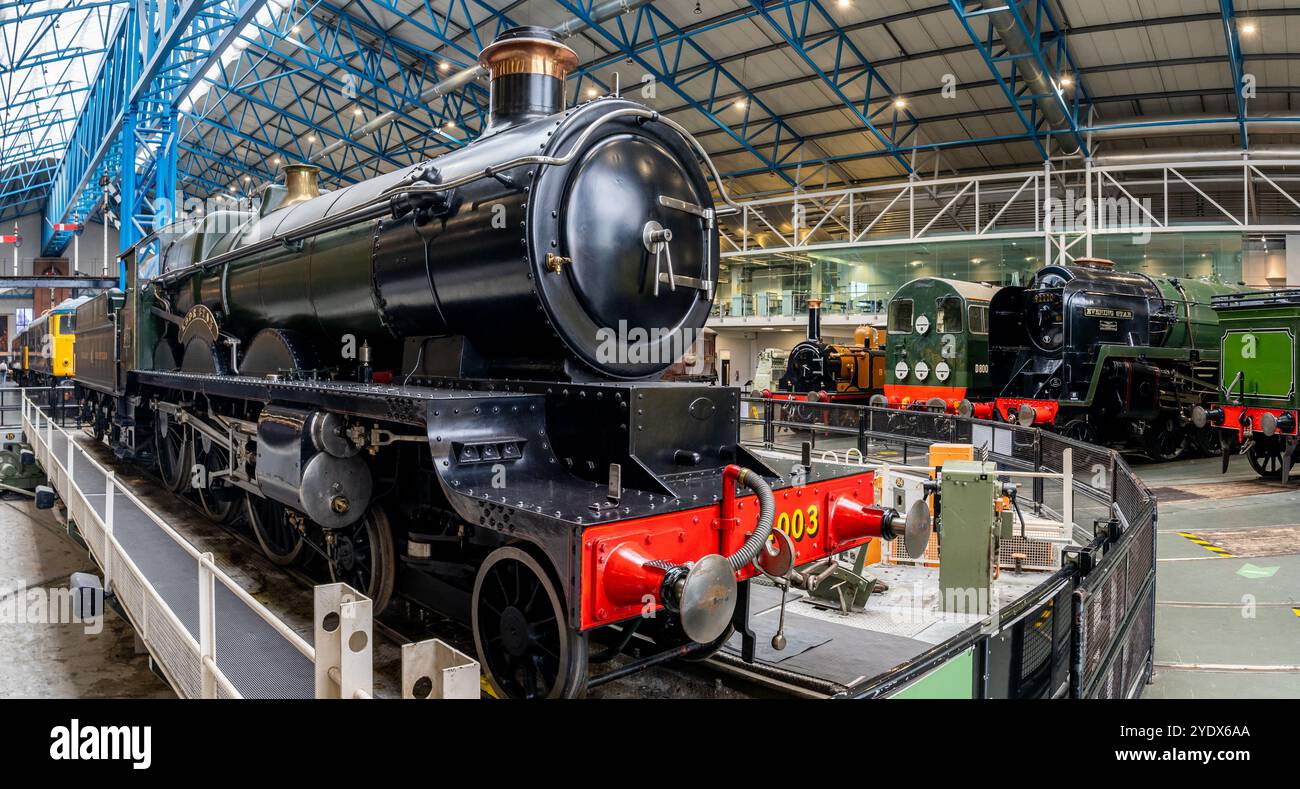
xmin=194 ymin=434 xmax=237 ymax=523
xmin=324 ymin=506 xmax=395 ymax=614
xmin=1061 ymin=417 xmax=1096 ymax=445
xmin=245 ymin=493 xmax=305 ymax=566
xmin=472 ymin=546 xmax=588 ymax=699
xmin=1247 ymin=439 xmax=1285 ymax=479
xmin=155 ymin=408 xmax=191 ymax=493
xmin=1143 ymin=413 xmax=1186 ymax=462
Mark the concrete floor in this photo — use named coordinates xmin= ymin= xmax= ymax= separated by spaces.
xmin=1127 ymin=454 xmax=1300 ymax=699
xmin=0 ymin=493 xmax=172 ymax=698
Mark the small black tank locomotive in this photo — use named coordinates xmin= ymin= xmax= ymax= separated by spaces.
xmin=771 ymin=299 xmax=886 ymax=403
xmin=73 ymin=28 xmax=926 ymax=698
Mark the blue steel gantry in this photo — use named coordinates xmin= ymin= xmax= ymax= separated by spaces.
xmin=0 ymin=0 xmax=1288 ymax=264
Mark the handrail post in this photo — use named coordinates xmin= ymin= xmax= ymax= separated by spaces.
xmin=1062 ymin=447 xmax=1074 ymax=530
xmin=103 ymin=471 xmax=115 ymax=590
xmin=857 ymin=407 xmax=867 ymax=457
xmin=198 ymin=552 xmax=217 ymax=699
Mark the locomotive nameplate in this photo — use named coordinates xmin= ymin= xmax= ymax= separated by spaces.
xmin=1084 ymin=307 xmax=1133 ymax=320
xmin=182 ymin=304 xmax=221 ymax=337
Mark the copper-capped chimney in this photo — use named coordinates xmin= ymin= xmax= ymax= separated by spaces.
xmin=282 ymin=164 xmax=321 ymax=207
xmin=478 ymin=26 xmax=579 ymax=131
xmin=806 ymin=298 xmax=822 ymax=342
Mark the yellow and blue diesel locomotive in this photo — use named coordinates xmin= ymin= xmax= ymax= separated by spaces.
xmin=12 ymin=296 xmax=90 ymax=387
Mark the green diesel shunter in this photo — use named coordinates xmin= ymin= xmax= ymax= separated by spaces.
xmin=1194 ymin=290 xmax=1300 ymax=481
xmin=877 ymin=277 xmax=1000 ymax=413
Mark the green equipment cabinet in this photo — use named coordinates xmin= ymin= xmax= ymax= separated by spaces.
xmin=939 ymin=460 xmax=1013 ymax=615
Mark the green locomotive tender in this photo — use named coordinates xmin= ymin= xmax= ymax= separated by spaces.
xmin=1195 ymin=290 xmax=1300 ymax=480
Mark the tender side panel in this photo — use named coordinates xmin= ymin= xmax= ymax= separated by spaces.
xmin=1221 ymin=328 xmax=1294 ymax=402
xmin=74 ymin=294 xmax=119 ymax=394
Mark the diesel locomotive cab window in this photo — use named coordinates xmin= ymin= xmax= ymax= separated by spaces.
xmin=59 ymin=314 xmax=75 ymax=333
xmin=936 ymin=297 xmax=963 ymax=333
xmin=968 ymin=304 xmax=989 ymax=335
xmin=889 ymin=299 xmax=913 ymax=333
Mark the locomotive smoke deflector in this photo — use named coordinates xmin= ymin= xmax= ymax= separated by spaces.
xmin=479 ymin=26 xmax=579 ymax=130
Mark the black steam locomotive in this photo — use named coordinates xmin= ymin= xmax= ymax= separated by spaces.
xmin=772 ymin=299 xmax=887 ymax=403
xmin=973 ymin=259 xmax=1242 ymax=459
xmin=72 ymin=28 xmax=920 ymax=698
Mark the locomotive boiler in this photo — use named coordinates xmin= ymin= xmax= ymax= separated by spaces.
xmin=972 ymin=258 xmax=1242 ymax=460
xmin=74 ymin=27 xmax=927 ymax=698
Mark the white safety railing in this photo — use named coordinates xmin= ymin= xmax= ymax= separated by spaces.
xmin=720 ymin=154 xmax=1300 ymax=262
xmin=20 ymin=390 xmax=479 ymax=700
xmin=22 ymin=393 xmax=312 ymax=699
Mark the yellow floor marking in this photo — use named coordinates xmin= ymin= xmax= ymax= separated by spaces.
xmin=1176 ymin=531 xmax=1235 ymax=557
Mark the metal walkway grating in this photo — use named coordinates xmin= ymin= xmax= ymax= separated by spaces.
xmin=33 ymin=406 xmax=314 ymax=699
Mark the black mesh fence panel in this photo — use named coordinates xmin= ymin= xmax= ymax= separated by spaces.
xmin=740 ymin=397 xmax=1157 ymax=699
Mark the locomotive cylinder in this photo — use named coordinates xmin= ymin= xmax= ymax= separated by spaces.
xmin=255 ymin=405 xmax=371 ymax=529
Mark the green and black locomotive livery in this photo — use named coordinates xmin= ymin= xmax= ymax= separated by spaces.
xmin=68 ymin=27 xmax=923 ymax=699
xmin=1194 ymin=289 xmax=1300 ymax=480
xmin=877 ymin=277 xmax=999 ymax=413
xmin=977 ymin=258 xmax=1244 ymax=460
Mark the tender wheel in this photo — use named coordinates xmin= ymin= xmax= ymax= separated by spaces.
xmin=194 ymin=434 xmax=237 ymax=523
xmin=92 ymin=403 xmax=109 ymax=442
xmin=472 ymin=546 xmax=588 ymax=699
xmin=1061 ymin=417 xmax=1096 ymax=445
xmin=155 ymin=409 xmax=191 ymax=492
xmin=325 ymin=506 xmax=395 ymax=614
xmin=245 ymin=493 xmax=305 ymax=566
xmin=1247 ymin=439 xmax=1284 ymax=479
xmin=1143 ymin=413 xmax=1186 ymax=462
